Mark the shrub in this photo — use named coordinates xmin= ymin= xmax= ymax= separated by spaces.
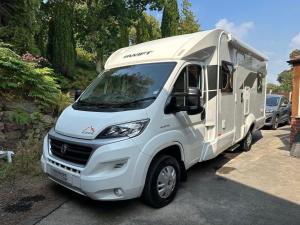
xmin=0 ymin=46 xmax=60 ymax=109
xmin=0 ymin=42 xmax=13 ymax=49
xmin=9 ymin=107 xmax=31 ymax=126
xmin=76 ymin=47 xmax=96 ymax=69
xmin=21 ymin=52 xmax=52 ymax=68
xmin=53 ymin=91 xmax=72 ymax=116
xmin=30 ymin=111 xmax=43 ymax=124
xmin=71 ymin=67 xmax=97 ymax=90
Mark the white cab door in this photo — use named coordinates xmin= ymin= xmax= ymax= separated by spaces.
xmin=171 ymin=63 xmax=205 ymax=164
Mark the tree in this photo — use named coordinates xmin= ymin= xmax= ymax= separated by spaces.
xmin=35 ymin=2 xmax=50 ymax=57
xmin=267 ymin=83 xmax=281 ymax=94
xmin=136 ymin=15 xmax=151 ymax=43
xmin=75 ymin=0 xmax=132 ymax=72
xmin=146 ymin=13 xmax=161 ymax=40
xmin=131 ymin=13 xmax=161 ymax=44
xmin=0 ymin=0 xmax=15 ymax=26
xmin=277 ymin=70 xmax=292 ymax=92
xmin=47 ymin=0 xmax=76 ymax=78
xmin=127 ymin=0 xmax=163 ymax=17
xmin=0 ymin=0 xmax=40 ymax=54
xmin=290 ymin=49 xmax=300 ymax=59
xmin=161 ymin=0 xmax=179 ymax=38
xmin=179 ymin=0 xmax=200 ymax=34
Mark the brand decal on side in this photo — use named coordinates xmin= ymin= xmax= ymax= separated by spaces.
xmin=82 ymin=126 xmax=95 ymax=135
xmin=123 ymin=51 xmax=153 ymax=59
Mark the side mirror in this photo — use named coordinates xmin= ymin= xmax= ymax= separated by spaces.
xmin=280 ymin=103 xmax=287 ymax=108
xmin=74 ymin=90 xmax=82 ymax=101
xmin=165 ymin=88 xmax=204 ymax=115
xmin=164 ymin=96 xmax=180 ymax=114
xmin=186 ymin=87 xmax=204 ymax=115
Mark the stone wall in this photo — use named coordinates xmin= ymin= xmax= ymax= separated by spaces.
xmin=0 ymin=99 xmax=56 ymax=149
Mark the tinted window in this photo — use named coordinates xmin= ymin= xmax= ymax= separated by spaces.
xmin=220 ymin=61 xmax=234 ymax=93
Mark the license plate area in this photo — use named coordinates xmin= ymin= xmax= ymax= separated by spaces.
xmin=49 ymin=167 xmax=70 ymax=183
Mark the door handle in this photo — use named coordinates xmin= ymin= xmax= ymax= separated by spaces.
xmin=241 ymin=93 xmax=243 ymax=103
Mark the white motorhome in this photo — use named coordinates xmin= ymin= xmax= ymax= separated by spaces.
xmin=41 ymin=29 xmax=267 ymax=208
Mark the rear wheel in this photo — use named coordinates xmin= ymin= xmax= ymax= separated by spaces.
xmin=241 ymin=129 xmax=253 ymax=151
xmin=142 ymin=155 xmax=180 ymax=208
xmin=272 ymin=115 xmax=279 ymax=130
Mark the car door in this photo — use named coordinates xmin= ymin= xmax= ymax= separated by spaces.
xmin=279 ymin=97 xmax=289 ymax=123
xmin=171 ymin=63 xmax=205 ymax=164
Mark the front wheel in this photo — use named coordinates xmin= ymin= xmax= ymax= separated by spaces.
xmin=241 ymin=130 xmax=253 ymax=151
xmin=142 ymin=155 xmax=180 ymax=208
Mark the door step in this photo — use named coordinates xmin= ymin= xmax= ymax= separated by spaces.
xmin=227 ymin=144 xmax=240 ymax=152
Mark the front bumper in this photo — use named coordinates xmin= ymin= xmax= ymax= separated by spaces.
xmin=41 ymin=133 xmax=150 ymax=200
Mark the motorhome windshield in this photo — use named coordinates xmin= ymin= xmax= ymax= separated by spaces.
xmin=266 ymin=96 xmax=279 ymax=106
xmin=73 ymin=62 xmax=176 ymax=112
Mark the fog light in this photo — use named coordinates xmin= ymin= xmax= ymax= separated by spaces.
xmin=114 ymin=188 xmax=123 ymax=197
xmin=114 ymin=162 xmax=126 ymax=168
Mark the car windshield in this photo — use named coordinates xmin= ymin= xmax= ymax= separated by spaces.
xmin=73 ymin=62 xmax=176 ymax=111
xmin=266 ymin=96 xmax=280 ymax=106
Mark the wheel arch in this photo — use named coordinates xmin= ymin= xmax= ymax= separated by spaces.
xmin=137 ymin=142 xmax=187 ymax=196
xmin=244 ymin=113 xmax=256 ymax=134
xmin=147 ymin=143 xmax=186 ymax=179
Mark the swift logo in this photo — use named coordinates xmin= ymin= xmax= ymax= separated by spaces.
xmin=82 ymin=126 xmax=95 ymax=135
xmin=123 ymin=51 xmax=153 ymax=59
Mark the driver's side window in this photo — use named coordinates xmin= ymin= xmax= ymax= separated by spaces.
xmin=172 ymin=65 xmax=202 ymax=108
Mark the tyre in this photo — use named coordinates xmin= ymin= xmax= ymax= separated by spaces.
xmin=241 ymin=129 xmax=253 ymax=151
xmin=272 ymin=115 xmax=279 ymax=130
xmin=142 ymin=155 xmax=180 ymax=208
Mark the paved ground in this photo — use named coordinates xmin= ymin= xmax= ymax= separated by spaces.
xmin=26 ymin=126 xmax=300 ymax=225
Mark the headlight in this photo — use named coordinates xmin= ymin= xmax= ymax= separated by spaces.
xmin=97 ymin=119 xmax=150 ymax=139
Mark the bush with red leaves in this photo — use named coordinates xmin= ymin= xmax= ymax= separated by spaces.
xmin=21 ymin=52 xmax=51 ymax=68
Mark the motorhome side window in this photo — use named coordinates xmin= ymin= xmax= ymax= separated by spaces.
xmin=172 ymin=65 xmax=202 ymax=107
xmin=220 ymin=61 xmax=234 ymax=92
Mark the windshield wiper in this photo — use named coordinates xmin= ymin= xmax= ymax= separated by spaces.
xmin=76 ymin=101 xmax=113 ymax=108
xmin=117 ymin=97 xmax=157 ymax=107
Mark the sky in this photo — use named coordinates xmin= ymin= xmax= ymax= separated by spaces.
xmin=149 ymin=0 xmax=300 ymax=83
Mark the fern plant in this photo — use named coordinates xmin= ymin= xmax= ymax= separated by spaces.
xmin=0 ymin=46 xmax=60 ymax=109
xmin=9 ymin=108 xmax=31 ymax=126
xmin=54 ymin=91 xmax=72 ymax=116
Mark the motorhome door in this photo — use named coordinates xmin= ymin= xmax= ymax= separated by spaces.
xmin=233 ymin=66 xmax=245 ymax=141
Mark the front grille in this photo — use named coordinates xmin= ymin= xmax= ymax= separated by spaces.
xmin=50 ymin=138 xmax=93 ymax=165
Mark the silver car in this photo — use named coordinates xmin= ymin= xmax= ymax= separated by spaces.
xmin=265 ymin=94 xmax=291 ymax=129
